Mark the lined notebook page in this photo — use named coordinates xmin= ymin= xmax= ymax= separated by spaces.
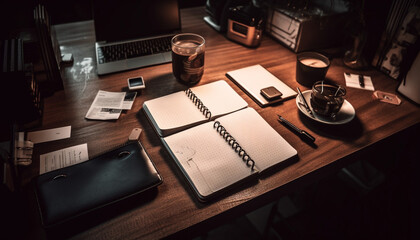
xmin=217 ymin=107 xmax=297 ymax=172
xmin=143 ymin=80 xmax=247 ymax=137
xmin=162 ymin=120 xmax=257 ymax=200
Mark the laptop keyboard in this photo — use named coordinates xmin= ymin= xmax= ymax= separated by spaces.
xmin=97 ymin=36 xmax=173 ymax=64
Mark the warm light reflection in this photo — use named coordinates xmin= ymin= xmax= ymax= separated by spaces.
xmin=69 ymin=57 xmax=93 ymax=94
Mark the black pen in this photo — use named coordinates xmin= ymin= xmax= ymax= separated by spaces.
xmin=359 ymin=74 xmax=365 ymax=88
xmin=297 ymin=87 xmax=314 ymax=117
xmin=277 ymin=114 xmax=315 ymax=143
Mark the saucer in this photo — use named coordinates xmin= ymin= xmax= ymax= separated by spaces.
xmin=296 ymin=90 xmax=355 ymax=125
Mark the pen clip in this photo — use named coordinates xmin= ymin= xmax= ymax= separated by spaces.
xmin=300 ymin=130 xmax=315 ymax=143
xmin=359 ymin=75 xmax=365 ymax=88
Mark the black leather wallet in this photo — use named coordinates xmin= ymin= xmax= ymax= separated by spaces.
xmin=34 ymin=141 xmax=162 ymax=228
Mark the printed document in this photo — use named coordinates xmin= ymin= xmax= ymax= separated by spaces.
xmin=39 ymin=143 xmax=89 ymax=174
xmin=85 ymin=90 xmax=137 ymax=120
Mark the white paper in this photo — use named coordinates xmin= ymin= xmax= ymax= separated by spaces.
xmin=27 ymin=126 xmax=71 ymax=144
xmin=143 ymin=80 xmax=248 ymax=137
xmin=85 ymin=90 xmax=126 ymax=120
xmin=162 ymin=107 xmax=297 ymax=199
xmin=344 ymin=73 xmax=375 ymax=91
xmin=39 ymin=143 xmax=89 ymax=174
xmin=226 ymin=65 xmax=297 ymax=106
xmin=122 ymin=92 xmax=137 ymax=110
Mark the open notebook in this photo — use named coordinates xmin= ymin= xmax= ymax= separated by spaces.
xmin=161 ymin=107 xmax=297 ymax=201
xmin=143 ymin=80 xmax=248 ymax=137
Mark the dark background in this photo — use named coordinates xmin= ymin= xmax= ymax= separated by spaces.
xmin=0 ymin=0 xmax=206 ymax=39
xmin=1 ymin=1 xmax=417 ymax=239
xmin=0 ymin=0 xmax=395 ymax=68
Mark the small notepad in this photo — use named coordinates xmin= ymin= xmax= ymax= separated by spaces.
xmin=344 ymin=73 xmax=375 ymax=91
xmin=226 ymin=64 xmax=297 ymax=107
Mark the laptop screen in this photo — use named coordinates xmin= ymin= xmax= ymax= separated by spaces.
xmin=93 ymin=0 xmax=181 ymax=43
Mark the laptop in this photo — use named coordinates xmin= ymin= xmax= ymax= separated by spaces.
xmin=92 ymin=0 xmax=181 ymax=75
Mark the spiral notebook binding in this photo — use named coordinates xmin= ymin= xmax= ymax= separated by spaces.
xmin=213 ymin=121 xmax=255 ymax=170
xmin=185 ymin=89 xmax=212 ymax=120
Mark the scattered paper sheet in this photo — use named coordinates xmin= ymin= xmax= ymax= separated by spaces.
xmin=122 ymin=91 xmax=137 ymax=110
xmin=344 ymin=73 xmax=375 ymax=91
xmin=39 ymin=143 xmax=89 ymax=174
xmin=85 ymin=90 xmax=126 ymax=120
xmin=27 ymin=126 xmax=71 ymax=144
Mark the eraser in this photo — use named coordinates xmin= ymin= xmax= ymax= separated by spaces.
xmin=129 ymin=128 xmax=142 ymax=141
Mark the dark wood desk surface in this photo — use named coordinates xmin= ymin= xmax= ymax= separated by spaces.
xmin=21 ymin=7 xmax=420 ymax=240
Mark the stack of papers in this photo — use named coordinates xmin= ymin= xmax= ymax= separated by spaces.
xmin=85 ymin=90 xmax=137 ymax=120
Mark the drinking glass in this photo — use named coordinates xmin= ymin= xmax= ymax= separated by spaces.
xmin=171 ymin=33 xmax=205 ymax=85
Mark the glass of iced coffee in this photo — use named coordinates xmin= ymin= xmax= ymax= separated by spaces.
xmin=171 ymin=33 xmax=205 ymax=85
xmin=310 ymin=81 xmax=346 ymax=120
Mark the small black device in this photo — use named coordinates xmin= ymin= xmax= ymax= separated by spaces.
xmin=127 ymin=76 xmax=145 ymax=90
xmin=260 ymin=86 xmax=282 ymax=101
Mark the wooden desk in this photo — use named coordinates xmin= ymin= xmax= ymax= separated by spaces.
xmin=21 ymin=7 xmax=420 ymax=240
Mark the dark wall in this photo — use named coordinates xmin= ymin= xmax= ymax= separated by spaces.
xmin=0 ymin=1 xmax=36 ymax=39
xmin=0 ymin=0 xmax=207 ymax=38
xmin=42 ymin=0 xmax=93 ymax=25
xmin=44 ymin=0 xmax=207 ymax=25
